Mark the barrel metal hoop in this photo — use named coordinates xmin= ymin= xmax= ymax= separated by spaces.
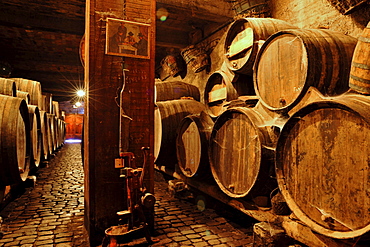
xmin=352 ymin=61 xmax=370 ymax=70
xmin=350 ymin=74 xmax=370 ymax=85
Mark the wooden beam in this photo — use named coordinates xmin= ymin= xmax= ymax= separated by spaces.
xmin=0 ymin=4 xmax=84 ymax=35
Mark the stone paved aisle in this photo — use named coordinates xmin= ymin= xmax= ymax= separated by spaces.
xmin=0 ymin=143 xmax=255 ymax=247
xmin=0 ymin=143 xmax=88 ymax=246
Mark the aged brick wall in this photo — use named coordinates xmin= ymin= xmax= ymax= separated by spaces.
xmin=269 ymin=0 xmax=369 ymax=38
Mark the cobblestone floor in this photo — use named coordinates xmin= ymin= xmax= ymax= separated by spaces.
xmin=0 ymin=143 xmax=89 ymax=247
xmin=0 ymin=143 xmax=255 ymax=247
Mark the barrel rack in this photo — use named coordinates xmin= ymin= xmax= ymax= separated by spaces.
xmin=155 ymin=165 xmax=368 ymax=247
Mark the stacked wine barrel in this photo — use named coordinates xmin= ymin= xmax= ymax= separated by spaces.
xmin=0 ymin=77 xmax=66 ymax=202
xmin=155 ymin=18 xmax=370 ymax=241
xmin=154 ymin=80 xmax=205 ymax=168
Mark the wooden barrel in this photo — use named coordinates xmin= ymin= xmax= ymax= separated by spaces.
xmin=181 ymin=45 xmax=209 ymax=73
xmin=209 ymin=107 xmax=276 ymax=198
xmin=176 ymin=112 xmax=214 ymax=178
xmin=61 ymin=111 xmax=66 ymax=121
xmin=28 ymin=105 xmax=42 ymax=168
xmin=155 ymin=81 xmax=200 ymax=102
xmin=160 ymin=54 xmax=184 ymax=77
xmin=224 ymin=18 xmax=297 ymax=75
xmin=204 ymin=71 xmax=256 ymax=118
xmin=16 ymin=90 xmax=31 ymax=104
xmin=154 ymin=99 xmax=206 ymax=168
xmin=46 ymin=113 xmax=55 ymax=153
xmin=52 ymin=101 xmax=60 ymax=119
xmin=349 ymin=22 xmax=370 ymax=94
xmin=0 ymin=78 xmax=16 ymax=97
xmin=12 ymin=78 xmax=43 ymax=110
xmin=204 ymin=71 xmax=238 ymax=118
xmin=275 ymin=93 xmax=370 ymax=239
xmin=254 ymin=28 xmax=357 ymax=112
xmin=39 ymin=110 xmax=49 ymax=160
xmin=56 ymin=118 xmax=65 ymax=148
xmin=53 ymin=115 xmax=59 ymax=149
xmin=0 ymin=95 xmax=30 ymax=185
xmin=42 ymin=93 xmax=53 ymax=113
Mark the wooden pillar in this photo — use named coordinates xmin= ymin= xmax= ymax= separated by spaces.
xmin=84 ymin=0 xmax=155 ymax=245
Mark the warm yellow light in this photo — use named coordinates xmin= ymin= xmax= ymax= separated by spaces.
xmin=77 ymin=90 xmax=85 ymax=97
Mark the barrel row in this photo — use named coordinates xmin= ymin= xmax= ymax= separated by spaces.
xmin=0 ymin=77 xmax=66 ymax=191
xmin=154 ymin=19 xmax=370 ymax=240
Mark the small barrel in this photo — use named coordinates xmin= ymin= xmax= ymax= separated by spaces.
xmin=16 ymin=90 xmax=31 ymax=104
xmin=204 ymin=71 xmax=255 ymax=118
xmin=209 ymin=106 xmax=276 ymax=198
xmin=28 ymin=105 xmax=42 ymax=168
xmin=254 ymin=28 xmax=357 ymax=112
xmin=224 ymin=18 xmax=297 ymax=75
xmin=349 ymin=22 xmax=370 ymax=94
xmin=181 ymin=45 xmax=209 ymax=73
xmin=12 ymin=78 xmax=43 ymax=110
xmin=0 ymin=78 xmax=16 ymax=97
xmin=176 ymin=112 xmax=214 ymax=178
xmin=0 ymin=95 xmax=30 ymax=185
xmin=154 ymin=99 xmax=206 ymax=168
xmin=160 ymin=54 xmax=184 ymax=77
xmin=276 ymin=93 xmax=370 ymax=239
xmin=39 ymin=110 xmax=49 ymax=160
xmin=155 ymin=81 xmax=200 ymax=102
xmin=204 ymin=71 xmax=239 ymax=118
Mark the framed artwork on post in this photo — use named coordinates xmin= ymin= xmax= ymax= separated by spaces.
xmin=106 ymin=18 xmax=150 ymax=59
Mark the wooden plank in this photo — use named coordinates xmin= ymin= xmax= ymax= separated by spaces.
xmin=155 ymin=165 xmax=279 ymax=223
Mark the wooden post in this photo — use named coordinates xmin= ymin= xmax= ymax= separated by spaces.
xmin=84 ymin=0 xmax=155 ymax=245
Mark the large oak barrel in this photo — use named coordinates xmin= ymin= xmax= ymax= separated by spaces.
xmin=12 ymin=78 xmax=43 ymax=109
xmin=209 ymin=107 xmax=276 ymax=198
xmin=254 ymin=28 xmax=357 ymax=112
xmin=46 ymin=113 xmax=55 ymax=153
xmin=0 ymin=95 xmax=30 ymax=185
xmin=28 ymin=105 xmax=42 ymax=168
xmin=16 ymin=90 xmax=31 ymax=104
xmin=39 ymin=110 xmax=49 ymax=160
xmin=176 ymin=112 xmax=214 ymax=178
xmin=52 ymin=101 xmax=60 ymax=119
xmin=42 ymin=93 xmax=53 ymax=113
xmin=276 ymin=93 xmax=370 ymax=239
xmin=224 ymin=18 xmax=297 ymax=75
xmin=154 ymin=99 xmax=206 ymax=168
xmin=349 ymin=22 xmax=370 ymax=94
xmin=155 ymin=81 xmax=200 ymax=102
xmin=56 ymin=118 xmax=65 ymax=148
xmin=0 ymin=78 xmax=16 ymax=97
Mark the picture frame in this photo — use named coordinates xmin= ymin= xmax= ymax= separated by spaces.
xmin=106 ymin=18 xmax=150 ymax=59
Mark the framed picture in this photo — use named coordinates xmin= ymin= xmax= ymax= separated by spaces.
xmin=106 ymin=18 xmax=150 ymax=59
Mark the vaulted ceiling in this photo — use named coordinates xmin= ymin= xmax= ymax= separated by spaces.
xmin=0 ymin=0 xmax=234 ymax=102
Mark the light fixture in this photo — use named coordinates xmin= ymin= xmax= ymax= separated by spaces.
xmin=77 ymin=89 xmax=85 ymax=97
xmin=75 ymin=101 xmax=82 ymax=107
